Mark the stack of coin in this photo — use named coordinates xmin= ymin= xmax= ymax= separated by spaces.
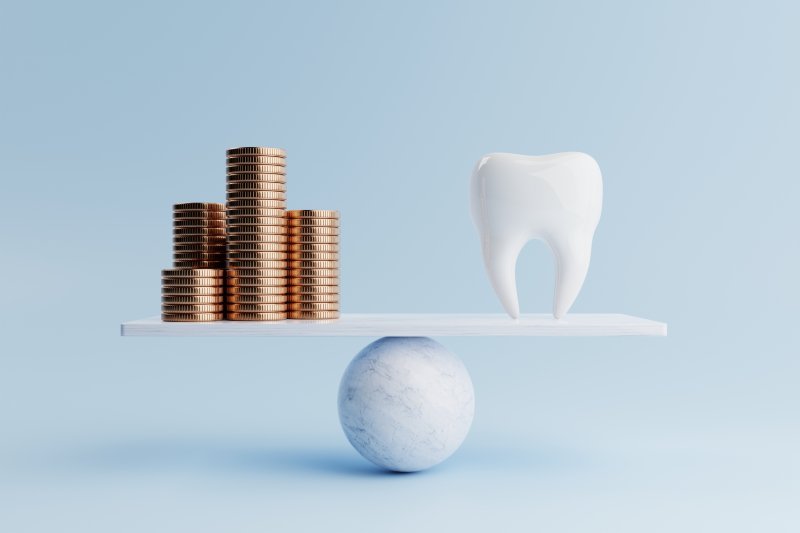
xmin=161 ymin=268 xmax=225 ymax=321
xmin=225 ymin=147 xmax=288 ymax=321
xmin=173 ymin=202 xmax=226 ymax=269
xmin=287 ymin=210 xmax=340 ymax=319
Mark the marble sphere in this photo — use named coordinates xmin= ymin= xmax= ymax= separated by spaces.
xmin=338 ymin=336 xmax=475 ymax=472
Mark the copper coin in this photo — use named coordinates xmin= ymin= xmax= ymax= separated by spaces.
xmin=162 ymin=295 xmax=225 ymax=304
xmin=162 ymin=312 xmax=223 ymax=322
xmin=173 ymin=210 xmax=226 ymax=220
xmin=161 ymin=286 xmax=224 ymax=295
xmin=287 ymin=293 xmax=339 ymax=303
xmin=227 ymin=164 xmax=286 ymax=175
xmin=287 ymin=243 xmax=339 ymax=253
xmin=173 ymin=227 xmax=226 ymax=236
xmin=288 ymin=276 xmax=339 ymax=286
xmin=226 ymin=242 xmax=288 ymax=252
xmin=226 ymin=277 xmax=287 ymax=287
xmin=227 ymin=311 xmax=287 ymax=321
xmin=227 ymin=190 xmax=287 ymax=201
xmin=288 ymin=260 xmax=338 ymax=269
xmin=287 ymin=251 xmax=338 ymax=261
xmin=288 ymin=311 xmax=340 ymax=320
xmin=287 ymin=283 xmax=339 ymax=294
xmin=173 ymin=235 xmax=226 ymax=244
xmin=288 ymin=226 xmax=338 ymax=236
xmin=226 ymin=260 xmax=287 ymax=269
xmin=174 ymin=202 xmax=224 ymax=211
xmin=226 ymin=250 xmax=288 ymax=260
xmin=226 ymin=147 xmax=286 ymax=157
xmin=226 ymin=199 xmax=286 ymax=209
xmin=286 ymin=210 xmax=339 ymax=219
xmin=288 ymin=302 xmax=339 ymax=311
xmin=286 ymin=218 xmax=339 ymax=227
xmin=226 ymin=303 xmax=288 ymax=313
xmin=227 ymin=268 xmax=286 ymax=278
xmin=227 ymin=173 xmax=286 ymax=184
xmin=226 ymin=208 xmax=286 ymax=218
xmin=172 ymin=260 xmax=226 ymax=268
xmin=226 ymin=155 xmax=286 ymax=166
xmin=228 ymin=233 xmax=287 ymax=243
xmin=226 ymin=182 xmax=286 ymax=192
xmin=162 ymin=303 xmax=224 ymax=313
xmin=227 ymin=225 xmax=285 ymax=235
xmin=227 ymin=216 xmax=285 ymax=226
xmin=288 ymin=268 xmax=338 ymax=278
xmin=287 ymin=235 xmax=339 ymax=244
xmin=162 ymin=268 xmax=224 ymax=277
xmin=172 ymin=218 xmax=226 ymax=229
xmin=227 ymin=294 xmax=287 ymax=304
xmin=173 ymin=243 xmax=227 ymax=252
xmin=162 ymin=277 xmax=224 ymax=286
xmin=226 ymin=285 xmax=287 ymax=295
xmin=173 ymin=251 xmax=227 ymax=261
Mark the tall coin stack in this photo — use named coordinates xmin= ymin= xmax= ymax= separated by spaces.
xmin=162 ymin=203 xmax=226 ymax=322
xmin=287 ymin=210 xmax=340 ymax=319
xmin=225 ymin=147 xmax=289 ymax=321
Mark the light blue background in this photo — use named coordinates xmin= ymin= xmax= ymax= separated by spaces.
xmin=1 ymin=1 xmax=798 ymax=531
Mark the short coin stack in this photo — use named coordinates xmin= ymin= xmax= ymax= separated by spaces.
xmin=287 ymin=210 xmax=340 ymax=319
xmin=172 ymin=202 xmax=226 ymax=269
xmin=161 ymin=268 xmax=225 ymax=321
xmin=225 ymin=147 xmax=288 ymax=321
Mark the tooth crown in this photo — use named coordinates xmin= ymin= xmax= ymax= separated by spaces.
xmin=470 ymin=152 xmax=603 ymax=319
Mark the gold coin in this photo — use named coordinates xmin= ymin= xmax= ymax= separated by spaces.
xmin=227 ymin=225 xmax=285 ymax=235
xmin=227 ymin=259 xmax=286 ymax=269
xmin=287 ymin=284 xmax=339 ymax=294
xmin=174 ymin=202 xmax=224 ymax=211
xmin=173 ymin=251 xmax=227 ymax=260
xmin=287 ymin=226 xmax=338 ymax=236
xmin=288 ymin=235 xmax=339 ymax=244
xmin=289 ymin=276 xmax=339 ymax=286
xmin=173 ymin=218 xmax=226 ymax=228
xmin=288 ymin=260 xmax=338 ymax=269
xmin=287 ymin=218 xmax=339 ymax=227
xmin=173 ymin=236 xmax=226 ymax=245
xmin=227 ymin=190 xmax=287 ymax=201
xmin=162 ymin=303 xmax=224 ymax=313
xmin=287 ymin=251 xmax=339 ymax=261
xmin=227 ymin=216 xmax=285 ymax=226
xmin=226 ymin=277 xmax=287 ymax=287
xmin=226 ymin=182 xmax=286 ymax=192
xmin=173 ymin=260 xmax=226 ymax=268
xmin=173 ymin=210 xmax=226 ymax=220
xmin=173 ymin=227 xmax=226 ymax=236
xmin=226 ymin=250 xmax=287 ymax=259
xmin=226 ymin=199 xmax=286 ymax=209
xmin=162 ymin=277 xmax=224 ymax=286
xmin=226 ymin=285 xmax=287 ymax=295
xmin=286 ymin=210 xmax=339 ymax=219
xmin=161 ymin=286 xmax=224 ymax=295
xmin=228 ymin=234 xmax=287 ymax=244
xmin=288 ymin=311 xmax=340 ymax=320
xmin=227 ymin=173 xmax=286 ymax=184
xmin=162 ymin=312 xmax=223 ymax=322
xmin=226 ymin=242 xmax=288 ymax=252
xmin=226 ymin=155 xmax=286 ymax=166
xmin=288 ymin=293 xmax=339 ymax=303
xmin=287 ymin=243 xmax=339 ymax=253
xmin=227 ymin=268 xmax=286 ymax=277
xmin=226 ymin=303 xmax=288 ymax=313
xmin=226 ymin=147 xmax=286 ymax=157
xmin=226 ymin=208 xmax=285 ymax=218
xmin=227 ymin=294 xmax=287 ymax=304
xmin=162 ymin=295 xmax=225 ymax=304
xmin=288 ymin=302 xmax=339 ymax=311
xmin=227 ymin=164 xmax=286 ymax=175
xmin=162 ymin=268 xmax=224 ymax=277
xmin=227 ymin=311 xmax=287 ymax=321
xmin=173 ymin=243 xmax=227 ymax=252
xmin=288 ymin=268 xmax=338 ymax=278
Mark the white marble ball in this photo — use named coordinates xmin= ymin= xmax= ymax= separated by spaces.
xmin=338 ymin=336 xmax=475 ymax=472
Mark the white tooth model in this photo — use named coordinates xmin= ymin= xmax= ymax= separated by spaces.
xmin=470 ymin=152 xmax=603 ymax=319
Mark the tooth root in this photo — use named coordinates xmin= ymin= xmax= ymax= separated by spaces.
xmin=481 ymin=236 xmax=526 ymax=319
xmin=547 ymin=231 xmax=593 ymax=319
